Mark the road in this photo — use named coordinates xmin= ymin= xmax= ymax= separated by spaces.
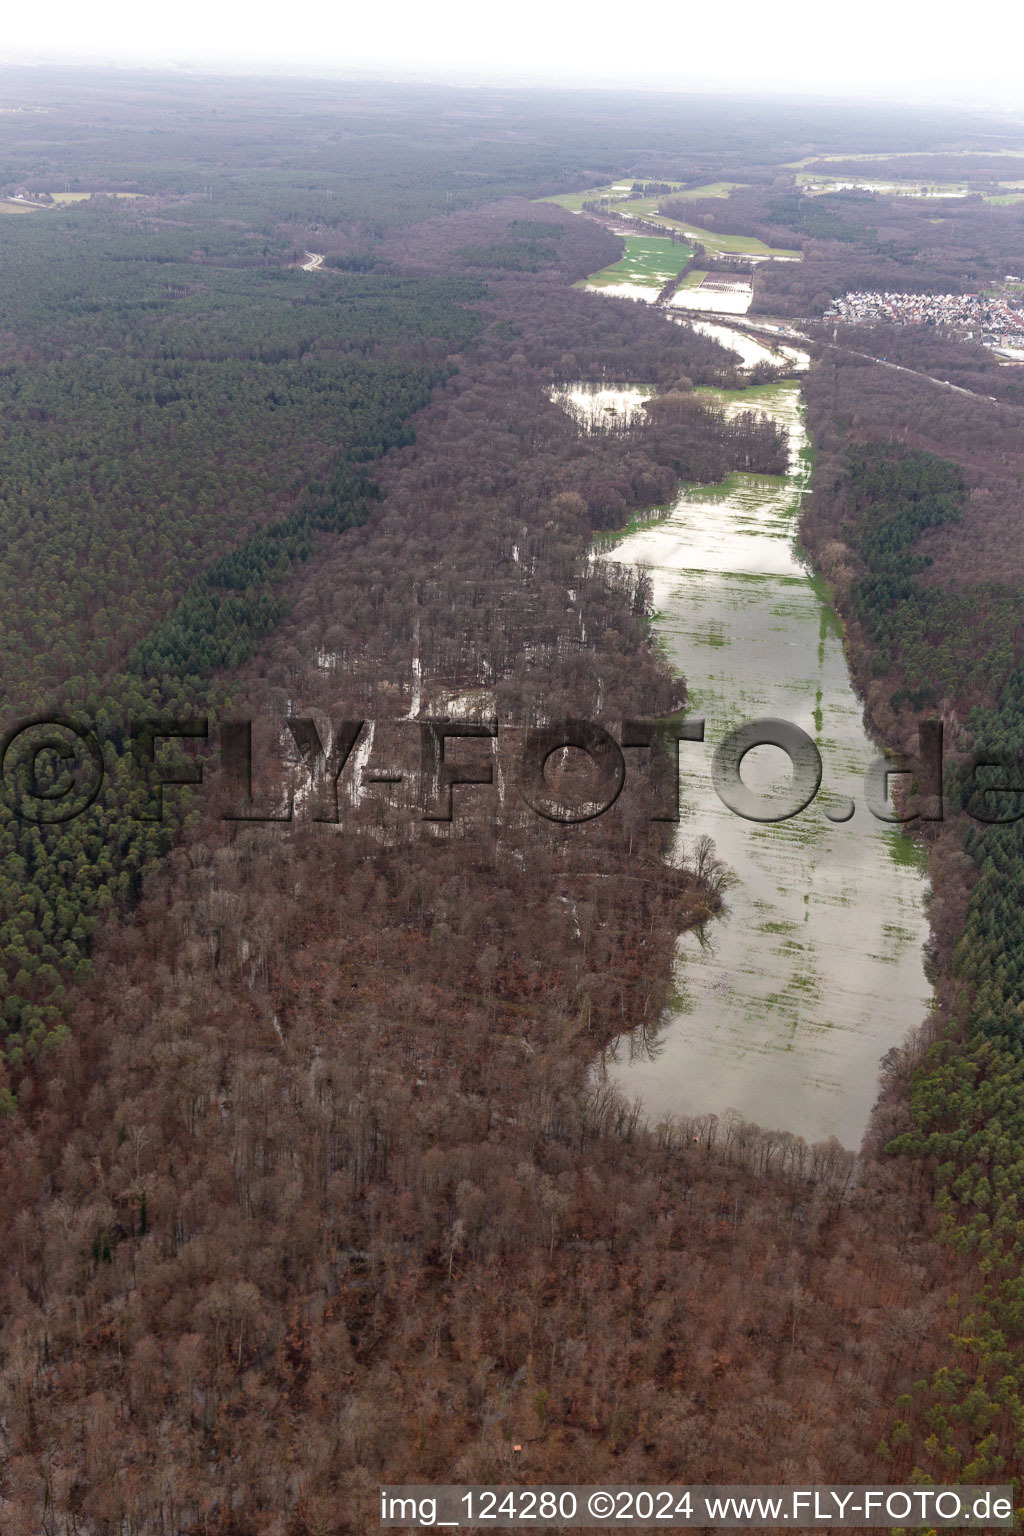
xmin=823 ymin=340 xmax=1000 ymax=404
xmin=302 ymin=252 xmax=324 ymax=272
xmin=733 ymin=316 xmax=1002 ymax=405
xmin=575 ymin=200 xmax=1005 ymax=406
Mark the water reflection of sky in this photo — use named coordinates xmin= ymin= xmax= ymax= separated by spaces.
xmin=591 ymin=375 xmax=931 ymax=1149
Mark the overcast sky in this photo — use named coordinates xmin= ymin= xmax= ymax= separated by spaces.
xmin=2 ymin=0 xmax=1022 ymax=110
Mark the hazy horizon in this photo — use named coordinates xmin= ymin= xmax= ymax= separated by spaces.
xmin=3 ymin=0 xmax=1023 ymax=114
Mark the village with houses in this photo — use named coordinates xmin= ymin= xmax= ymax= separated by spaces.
xmin=825 ymin=284 xmax=1024 ymax=360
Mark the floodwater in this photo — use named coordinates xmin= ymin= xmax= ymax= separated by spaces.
xmin=580 ymin=327 xmax=932 ymax=1148
xmin=582 ymin=280 xmax=660 ymax=304
xmin=669 ymin=284 xmax=753 ymax=315
xmin=686 ymin=320 xmax=809 ymax=373
xmin=549 ymin=381 xmax=653 ymax=429
xmin=808 ymin=180 xmax=968 ymax=198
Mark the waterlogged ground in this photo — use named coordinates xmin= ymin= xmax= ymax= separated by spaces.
xmin=549 ymin=381 xmax=653 ymax=429
xmin=582 ymin=235 xmax=694 ymax=296
xmin=668 ymin=283 xmax=753 ymax=315
xmin=589 ymin=363 xmax=932 ymax=1147
xmin=538 ymin=184 xmax=800 ymax=260
xmin=797 ymin=173 xmax=969 ymax=198
xmin=686 ymin=320 xmax=809 ymax=373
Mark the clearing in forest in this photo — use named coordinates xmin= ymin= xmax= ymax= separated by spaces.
xmin=580 ymin=234 xmax=693 ymax=291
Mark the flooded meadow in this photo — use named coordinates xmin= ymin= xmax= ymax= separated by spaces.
xmin=561 ymin=324 xmax=932 ymax=1147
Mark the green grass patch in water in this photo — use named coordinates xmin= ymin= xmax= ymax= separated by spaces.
xmin=584 ymin=235 xmax=694 ymax=290
xmin=883 ymin=827 xmax=928 ymax=870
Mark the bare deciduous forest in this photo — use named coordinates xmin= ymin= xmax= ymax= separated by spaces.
xmin=0 ymin=66 xmax=1023 ymax=1532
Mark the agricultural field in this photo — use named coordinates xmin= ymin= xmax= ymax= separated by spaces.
xmin=789 ymin=153 xmax=1024 ymax=203
xmin=541 ymin=179 xmax=688 ymax=214
xmin=797 ymin=170 xmax=969 ymax=197
xmin=582 ymin=233 xmax=693 ymax=290
xmin=982 ymin=182 xmax=1024 ymax=205
xmin=651 ymin=209 xmax=800 ymax=259
xmin=787 ymin=148 xmax=1024 ymax=165
xmin=1 ymin=191 xmax=152 ymax=211
xmin=681 ymin=181 xmax=748 ymax=197
xmin=540 ymin=181 xmax=800 ymax=259
xmin=543 ymin=179 xmax=745 ymax=218
xmin=7 ymin=71 xmax=1024 ymax=1533
xmin=48 ymin=191 xmax=150 ymax=203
